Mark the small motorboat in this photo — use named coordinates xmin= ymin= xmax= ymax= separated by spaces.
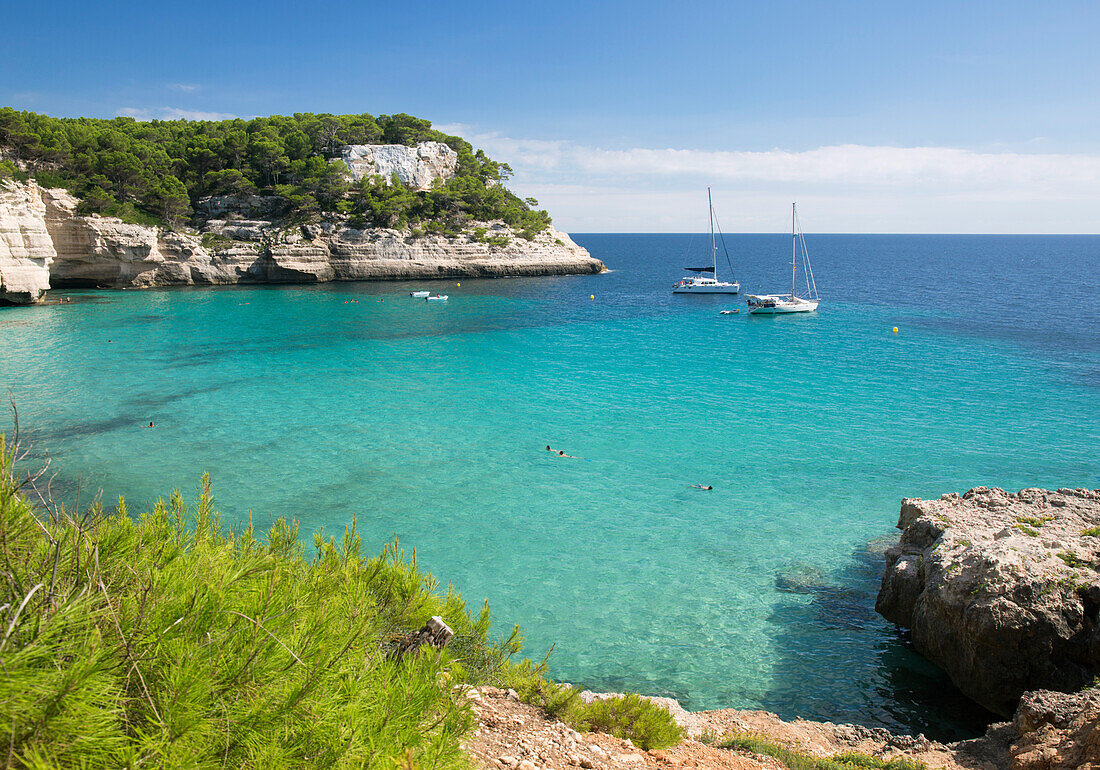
xmin=409 ymin=290 xmax=431 ymax=297
xmin=719 ymin=309 xmax=740 ymax=315
xmin=425 ymin=294 xmax=448 ymax=302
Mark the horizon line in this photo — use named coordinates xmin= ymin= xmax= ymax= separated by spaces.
xmin=566 ymin=231 xmax=1100 ymax=236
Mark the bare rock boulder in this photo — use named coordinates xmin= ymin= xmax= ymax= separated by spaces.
xmin=1011 ymin=688 xmax=1100 ymax=769
xmin=876 ymin=487 xmax=1100 ymax=715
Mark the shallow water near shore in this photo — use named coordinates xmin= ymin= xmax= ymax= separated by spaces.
xmin=2 ymin=233 xmax=1098 ymax=740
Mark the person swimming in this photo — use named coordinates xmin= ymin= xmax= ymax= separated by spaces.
xmin=147 ymin=422 xmax=154 ymax=428
xmin=690 ymin=484 xmax=713 ymax=490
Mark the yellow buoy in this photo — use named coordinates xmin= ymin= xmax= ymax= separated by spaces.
xmin=590 ymin=294 xmax=595 ymax=300
xmin=456 ymin=282 xmax=461 ymax=287
xmin=892 ymin=327 xmax=899 ymax=334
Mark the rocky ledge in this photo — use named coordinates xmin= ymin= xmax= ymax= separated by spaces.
xmin=876 ymin=486 xmax=1100 ymax=716
xmin=0 ymin=179 xmax=604 ymax=305
xmin=465 ymin=685 xmax=1100 ymax=769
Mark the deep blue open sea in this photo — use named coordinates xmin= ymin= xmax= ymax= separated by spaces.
xmin=1 ymin=233 xmax=1097 ymax=740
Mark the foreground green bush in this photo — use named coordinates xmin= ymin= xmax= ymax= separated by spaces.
xmin=573 ymin=693 xmax=683 ymax=750
xmin=497 ymin=663 xmax=682 ymax=750
xmin=0 ymin=436 xmax=521 ymax=768
xmin=722 ymin=734 xmax=926 ymax=770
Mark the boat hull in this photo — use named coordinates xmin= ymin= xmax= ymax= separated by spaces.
xmin=748 ymin=300 xmax=819 ymax=314
xmin=673 ymin=283 xmax=740 ymax=294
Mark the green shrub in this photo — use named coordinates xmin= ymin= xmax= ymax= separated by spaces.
xmin=0 ymin=158 xmax=28 ymax=181
xmin=1082 ymin=527 xmax=1100 ymax=537
xmin=200 ymin=232 xmax=237 ymax=252
xmin=0 ymin=434 xmax=533 ymax=768
xmin=832 ymin=753 xmax=928 ymax=770
xmin=721 ymin=734 xmax=926 ymax=770
xmin=573 ymin=694 xmax=682 ymax=750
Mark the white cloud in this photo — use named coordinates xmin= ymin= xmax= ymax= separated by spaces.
xmin=438 ymin=126 xmax=1100 ymax=232
xmin=167 ymin=83 xmax=200 ymax=92
xmin=116 ymin=107 xmax=236 ymax=122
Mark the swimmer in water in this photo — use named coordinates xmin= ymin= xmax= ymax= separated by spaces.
xmin=690 ymin=484 xmax=713 ymax=490
xmin=147 ymin=422 xmax=154 ymax=428
xmin=557 ymin=450 xmax=578 ymax=459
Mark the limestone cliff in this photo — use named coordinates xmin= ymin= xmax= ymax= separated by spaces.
xmin=0 ymin=180 xmax=53 ymax=304
xmin=876 ymin=486 xmax=1100 ymax=716
xmin=0 ymin=179 xmax=603 ymax=305
xmin=339 ymin=142 xmax=458 ymax=189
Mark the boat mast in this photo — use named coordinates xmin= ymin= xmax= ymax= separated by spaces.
xmin=708 ymin=187 xmax=716 ymax=278
xmin=791 ymin=202 xmax=797 ymax=299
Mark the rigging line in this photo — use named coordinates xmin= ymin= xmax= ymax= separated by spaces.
xmin=712 ymin=213 xmax=736 ymax=279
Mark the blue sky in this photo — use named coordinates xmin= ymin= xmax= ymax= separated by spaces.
xmin=3 ymin=0 xmax=1098 ymax=232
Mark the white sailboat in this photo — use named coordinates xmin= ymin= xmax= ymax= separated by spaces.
xmin=673 ymin=189 xmax=740 ymax=294
xmin=747 ymin=203 xmax=819 ymax=314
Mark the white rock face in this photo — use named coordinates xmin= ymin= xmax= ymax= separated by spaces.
xmin=0 ymin=180 xmax=54 ymax=304
xmin=339 ymin=142 xmax=458 ymax=190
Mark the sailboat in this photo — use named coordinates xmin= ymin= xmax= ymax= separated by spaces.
xmin=747 ymin=203 xmax=820 ymax=314
xmin=673 ymin=189 xmax=740 ymax=294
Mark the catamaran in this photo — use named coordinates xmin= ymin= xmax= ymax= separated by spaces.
xmin=673 ymin=189 xmax=740 ymax=294
xmin=747 ymin=203 xmax=820 ymax=314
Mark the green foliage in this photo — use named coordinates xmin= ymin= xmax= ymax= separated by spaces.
xmin=495 ymin=659 xmax=681 ymax=751
xmin=0 ymin=107 xmax=551 ymax=235
xmin=1015 ymin=524 xmax=1040 ymax=537
xmin=1016 ymin=515 xmax=1052 ymax=528
xmin=200 ymin=232 xmax=236 ymax=252
xmin=0 ymin=158 xmax=29 ymax=181
xmin=1082 ymin=527 xmax=1100 ymax=538
xmin=0 ymin=435 xmax=540 ymax=768
xmin=721 ymin=734 xmax=926 ymax=770
xmin=1057 ymin=550 xmax=1097 ymax=570
xmin=831 ymin=753 xmax=927 ymax=770
xmin=573 ymin=694 xmax=683 ymax=750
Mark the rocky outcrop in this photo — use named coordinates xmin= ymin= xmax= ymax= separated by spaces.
xmin=1010 ymin=688 xmax=1100 ymax=769
xmin=877 ymin=486 xmax=1100 ymax=715
xmin=39 ymin=186 xmax=231 ymax=288
xmin=0 ymin=180 xmax=54 ymax=304
xmin=339 ymin=142 xmax=458 ymax=190
xmin=0 ymin=179 xmax=602 ymax=304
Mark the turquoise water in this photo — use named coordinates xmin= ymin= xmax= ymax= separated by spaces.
xmin=2 ymin=234 xmax=1097 ymax=739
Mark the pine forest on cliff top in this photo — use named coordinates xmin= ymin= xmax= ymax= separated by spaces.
xmin=0 ymin=109 xmax=552 ymax=238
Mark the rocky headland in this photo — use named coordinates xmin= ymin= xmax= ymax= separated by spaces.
xmin=0 ymin=139 xmax=604 ymax=305
xmin=877 ymin=486 xmax=1100 ymax=717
